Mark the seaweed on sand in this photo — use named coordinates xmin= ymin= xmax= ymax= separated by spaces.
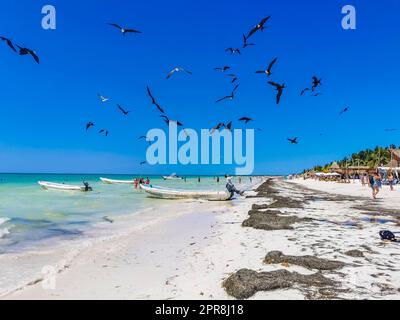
xmin=242 ymin=210 xmax=312 ymax=231
xmin=264 ymin=251 xmax=346 ymax=270
xmin=223 ymin=268 xmax=338 ymax=299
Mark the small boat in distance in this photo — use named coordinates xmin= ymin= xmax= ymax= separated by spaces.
xmin=38 ymin=181 xmax=92 ymax=192
xmin=162 ymin=173 xmax=183 ymax=180
xmin=140 ymin=184 xmax=231 ymax=201
xmin=100 ymin=177 xmax=135 ymax=185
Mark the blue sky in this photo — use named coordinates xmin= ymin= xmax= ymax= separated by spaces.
xmin=0 ymin=0 xmax=399 ymax=174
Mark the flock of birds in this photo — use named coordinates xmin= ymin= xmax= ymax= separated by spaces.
xmin=1 ymin=15 xmax=358 ymax=165
xmin=85 ymin=18 xmax=286 ymax=161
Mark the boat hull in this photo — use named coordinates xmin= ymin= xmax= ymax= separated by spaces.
xmin=38 ymin=181 xmax=88 ymax=192
xmin=100 ymin=177 xmax=135 ymax=185
xmin=162 ymin=176 xmax=183 ymax=180
xmin=140 ymin=184 xmax=231 ymax=201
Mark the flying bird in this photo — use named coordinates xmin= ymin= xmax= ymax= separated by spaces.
xmin=246 ymin=16 xmax=271 ymax=39
xmin=166 ymin=67 xmax=192 ymax=79
xmin=108 ymin=23 xmax=142 ymax=35
xmin=311 ymin=76 xmax=322 ymax=91
xmin=242 ymin=34 xmax=255 ymax=48
xmin=215 ymin=84 xmax=239 ymax=103
xmin=300 ymin=88 xmax=310 ymax=96
xmin=138 ymin=135 xmax=151 ymax=145
xmin=238 ymin=117 xmax=253 ymax=124
xmin=210 ymin=122 xmax=225 ymax=134
xmin=268 ymin=81 xmax=286 ymax=104
xmin=146 ymin=86 xmax=165 ymax=113
xmin=86 ymin=122 xmax=94 ymax=130
xmin=226 ymin=74 xmax=238 ymax=83
xmin=0 ymin=36 xmax=16 ymax=52
xmin=225 ymin=121 xmax=232 ymax=131
xmin=214 ymin=66 xmax=230 ymax=72
xmin=16 ymin=45 xmax=39 ymax=64
xmin=160 ymin=115 xmax=183 ymax=126
xmin=99 ymin=129 xmax=109 ymax=136
xmin=97 ymin=93 xmax=110 ymax=103
xmin=255 ymin=57 xmax=277 ymax=76
xmin=287 ymin=137 xmax=298 ymax=144
xmin=225 ymin=47 xmax=241 ymax=55
xmin=117 ymin=104 xmax=130 ymax=116
xmin=339 ymin=107 xmax=349 ymax=115
xmin=140 ymin=161 xmax=147 ymax=165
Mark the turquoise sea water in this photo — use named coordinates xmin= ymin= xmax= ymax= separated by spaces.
xmin=0 ymin=174 xmax=236 ymax=253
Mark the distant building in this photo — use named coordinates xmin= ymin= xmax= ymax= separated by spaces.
xmin=347 ymin=166 xmax=372 ymax=175
xmin=329 ymin=162 xmax=340 ymax=172
xmin=388 ymin=149 xmax=400 ymax=167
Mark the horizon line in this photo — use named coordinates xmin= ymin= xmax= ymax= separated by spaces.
xmin=0 ymin=172 xmax=284 ymax=176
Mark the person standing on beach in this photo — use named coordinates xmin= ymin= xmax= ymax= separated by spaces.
xmin=372 ymin=172 xmax=382 ymax=199
xmin=388 ymin=170 xmax=394 ymax=191
xmin=134 ymin=178 xmax=139 ymax=189
xmin=361 ymin=174 xmax=366 ymax=187
xmin=368 ymin=174 xmax=374 ymax=187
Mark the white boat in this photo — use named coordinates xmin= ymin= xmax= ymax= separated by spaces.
xmin=140 ymin=184 xmax=231 ymax=201
xmin=162 ymin=173 xmax=183 ymax=180
xmin=100 ymin=177 xmax=135 ymax=185
xmin=38 ymin=181 xmax=91 ymax=192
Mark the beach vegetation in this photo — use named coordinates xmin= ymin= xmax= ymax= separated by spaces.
xmin=308 ymin=146 xmax=394 ymax=172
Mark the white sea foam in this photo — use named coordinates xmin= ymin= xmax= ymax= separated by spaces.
xmin=0 ymin=217 xmax=10 ymax=226
xmin=0 ymin=218 xmax=11 ymax=239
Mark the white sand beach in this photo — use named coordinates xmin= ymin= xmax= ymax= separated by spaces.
xmin=4 ymin=177 xmax=400 ymax=300
xmin=291 ymin=178 xmax=400 ymax=210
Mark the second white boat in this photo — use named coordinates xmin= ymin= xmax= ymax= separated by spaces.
xmin=162 ymin=173 xmax=183 ymax=180
xmin=100 ymin=177 xmax=135 ymax=185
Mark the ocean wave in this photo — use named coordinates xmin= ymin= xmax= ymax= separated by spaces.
xmin=0 ymin=227 xmax=10 ymax=239
xmin=0 ymin=217 xmax=10 ymax=226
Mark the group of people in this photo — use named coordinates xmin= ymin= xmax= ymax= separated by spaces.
xmin=133 ymin=177 xmax=150 ymax=189
xmin=361 ymin=171 xmax=396 ymax=199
